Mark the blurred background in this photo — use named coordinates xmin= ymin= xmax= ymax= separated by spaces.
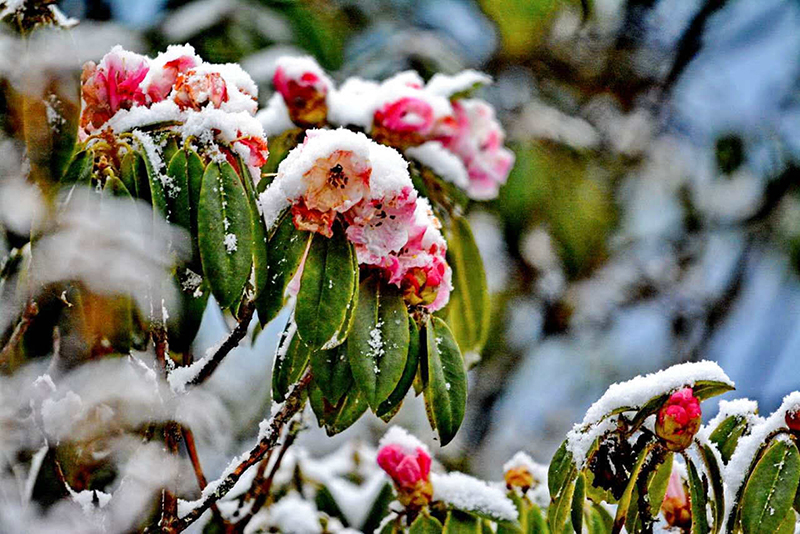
xmin=3 ymin=0 xmax=800 ymax=484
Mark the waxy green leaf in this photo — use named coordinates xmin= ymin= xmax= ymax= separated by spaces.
xmin=197 ymin=161 xmax=253 ymax=309
xmin=741 ymin=438 xmax=800 ymax=534
xmin=347 ymin=277 xmax=410 ymax=411
xmin=295 ymin=227 xmax=357 ymax=350
xmin=422 ymin=317 xmax=467 ymax=446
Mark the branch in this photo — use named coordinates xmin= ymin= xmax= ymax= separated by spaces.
xmin=181 ymin=425 xmax=224 ymax=522
xmin=239 ymin=417 xmax=304 ymax=528
xmin=188 ymin=300 xmax=255 ymax=387
xmin=0 ymin=300 xmax=38 ymax=369
xmin=174 ymin=369 xmax=312 ymax=532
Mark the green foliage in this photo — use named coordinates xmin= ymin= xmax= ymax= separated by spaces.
xmin=740 ymin=439 xmax=800 ymax=534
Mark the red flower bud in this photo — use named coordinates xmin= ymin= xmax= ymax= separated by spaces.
xmin=786 ymin=408 xmax=800 ymax=432
xmin=377 ymin=443 xmax=433 ymax=508
xmin=656 ymin=387 xmax=702 ymax=451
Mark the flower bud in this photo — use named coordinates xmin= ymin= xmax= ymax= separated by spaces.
xmin=656 ymin=387 xmax=702 ymax=451
xmin=273 ymin=57 xmax=331 ymax=127
xmin=661 ymin=469 xmax=691 ymax=529
xmin=786 ymin=408 xmax=800 ymax=432
xmin=377 ymin=443 xmax=433 ymax=509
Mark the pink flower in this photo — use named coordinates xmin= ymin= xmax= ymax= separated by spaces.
xmin=173 ymin=70 xmax=229 ymax=111
xmin=345 ymin=186 xmax=417 ymax=263
xmin=80 ymin=48 xmax=149 ymax=134
xmin=146 ymin=54 xmax=198 ymax=102
xmin=661 ymin=470 xmax=691 ymax=529
xmin=291 ymin=200 xmax=337 ymax=238
xmin=372 ymin=96 xmax=456 ymax=149
xmin=377 ymin=444 xmax=431 ymax=490
xmin=656 ymin=387 xmax=702 ymax=451
xmin=273 ymin=58 xmax=331 ymax=127
xmin=441 ymin=99 xmax=514 ymax=200
xmin=302 ymin=149 xmax=372 ymax=215
xmin=235 ymin=135 xmax=269 ymax=168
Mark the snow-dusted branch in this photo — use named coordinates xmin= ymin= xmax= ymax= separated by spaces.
xmin=167 ymin=300 xmax=255 ymax=393
xmin=174 ymin=368 xmax=312 ymax=532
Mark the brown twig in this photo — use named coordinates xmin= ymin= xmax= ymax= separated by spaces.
xmin=182 ymin=425 xmax=225 ymax=522
xmin=174 ymin=369 xmax=312 ymax=532
xmin=187 ymin=300 xmax=255 ymax=387
xmin=0 ymin=300 xmax=38 ymax=369
xmin=238 ymin=417 xmax=304 ymax=529
xmin=160 ymin=421 xmax=182 ymax=533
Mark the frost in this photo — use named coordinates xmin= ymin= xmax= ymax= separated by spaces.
xmin=224 ymin=232 xmax=238 ymax=253
xmin=431 ymin=472 xmax=518 ymax=522
xmin=266 ymin=492 xmax=321 ymax=533
xmin=256 ymin=93 xmax=295 ymax=138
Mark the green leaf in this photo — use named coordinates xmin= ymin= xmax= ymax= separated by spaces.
xmin=741 ymin=438 xmax=800 ymax=534
xmin=626 ymin=451 xmax=673 ymax=533
xmin=347 ymin=277 xmax=410 ymax=411
xmin=692 ymin=380 xmax=735 ymax=401
xmin=197 ymin=162 xmax=253 ymax=309
xmin=309 ymin=380 xmax=368 ymax=436
xmin=103 ymin=175 xmax=132 ymax=199
xmin=548 ymin=446 xmax=577 ymax=534
xmin=549 ymin=440 xmax=575 ymax=498
xmin=612 ymin=442 xmax=653 ymax=534
xmin=571 ymin=473 xmax=585 ymax=534
xmin=377 ymin=316 xmax=422 ymax=418
xmin=238 ymin=153 xmax=270 ymax=305
xmin=444 ymin=215 xmax=490 ymax=356
xmin=443 ymin=511 xmax=482 ymax=534
xmin=165 ymin=149 xmax=192 ymax=232
xmin=709 ymin=415 xmax=749 ymax=464
xmin=256 ymin=211 xmax=312 ymax=326
xmin=295 ymin=227 xmax=357 ymax=350
xmin=186 ymin=149 xmax=205 ymax=264
xmin=686 ymin=458 xmax=710 ymax=534
xmin=629 ymin=393 xmax=670 ymax=433
xmin=699 ymin=444 xmax=725 ymax=533
xmin=309 ymin=343 xmax=352 ymax=406
xmin=422 ymin=317 xmax=467 ymax=446
xmin=120 ymin=151 xmax=150 ymax=202
xmin=410 ymin=514 xmax=444 ymax=534
xmin=60 ymin=150 xmax=93 ymax=187
xmin=138 ymin=142 xmax=168 ymax=217
xmin=167 ymin=268 xmax=209 ymax=354
xmin=272 ymin=321 xmax=312 ymax=403
xmin=776 ymin=508 xmax=797 ymax=534
xmin=589 ymin=503 xmax=613 ymax=534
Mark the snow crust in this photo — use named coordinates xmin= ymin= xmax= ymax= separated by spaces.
xmin=431 ymin=472 xmax=518 ymax=522
xmin=406 ymin=141 xmax=469 ymax=189
xmin=426 ymin=70 xmax=492 ymax=97
xmin=257 ymin=93 xmax=295 ymax=138
xmin=379 ymin=425 xmax=430 ymax=456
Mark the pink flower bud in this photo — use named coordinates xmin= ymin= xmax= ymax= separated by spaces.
xmin=377 ymin=443 xmax=433 ymax=508
xmin=656 ymin=387 xmax=702 ymax=451
xmin=273 ymin=58 xmax=331 ymax=127
xmin=661 ymin=470 xmax=691 ymax=529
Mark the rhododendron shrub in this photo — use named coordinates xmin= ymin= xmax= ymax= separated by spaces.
xmin=258 ymin=56 xmax=510 ymax=357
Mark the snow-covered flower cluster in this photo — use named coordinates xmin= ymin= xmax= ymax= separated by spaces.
xmin=259 ymin=127 xmax=453 ymax=311
xmin=79 ymin=44 xmax=268 ymax=172
xmin=259 ymin=55 xmax=514 ymax=200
